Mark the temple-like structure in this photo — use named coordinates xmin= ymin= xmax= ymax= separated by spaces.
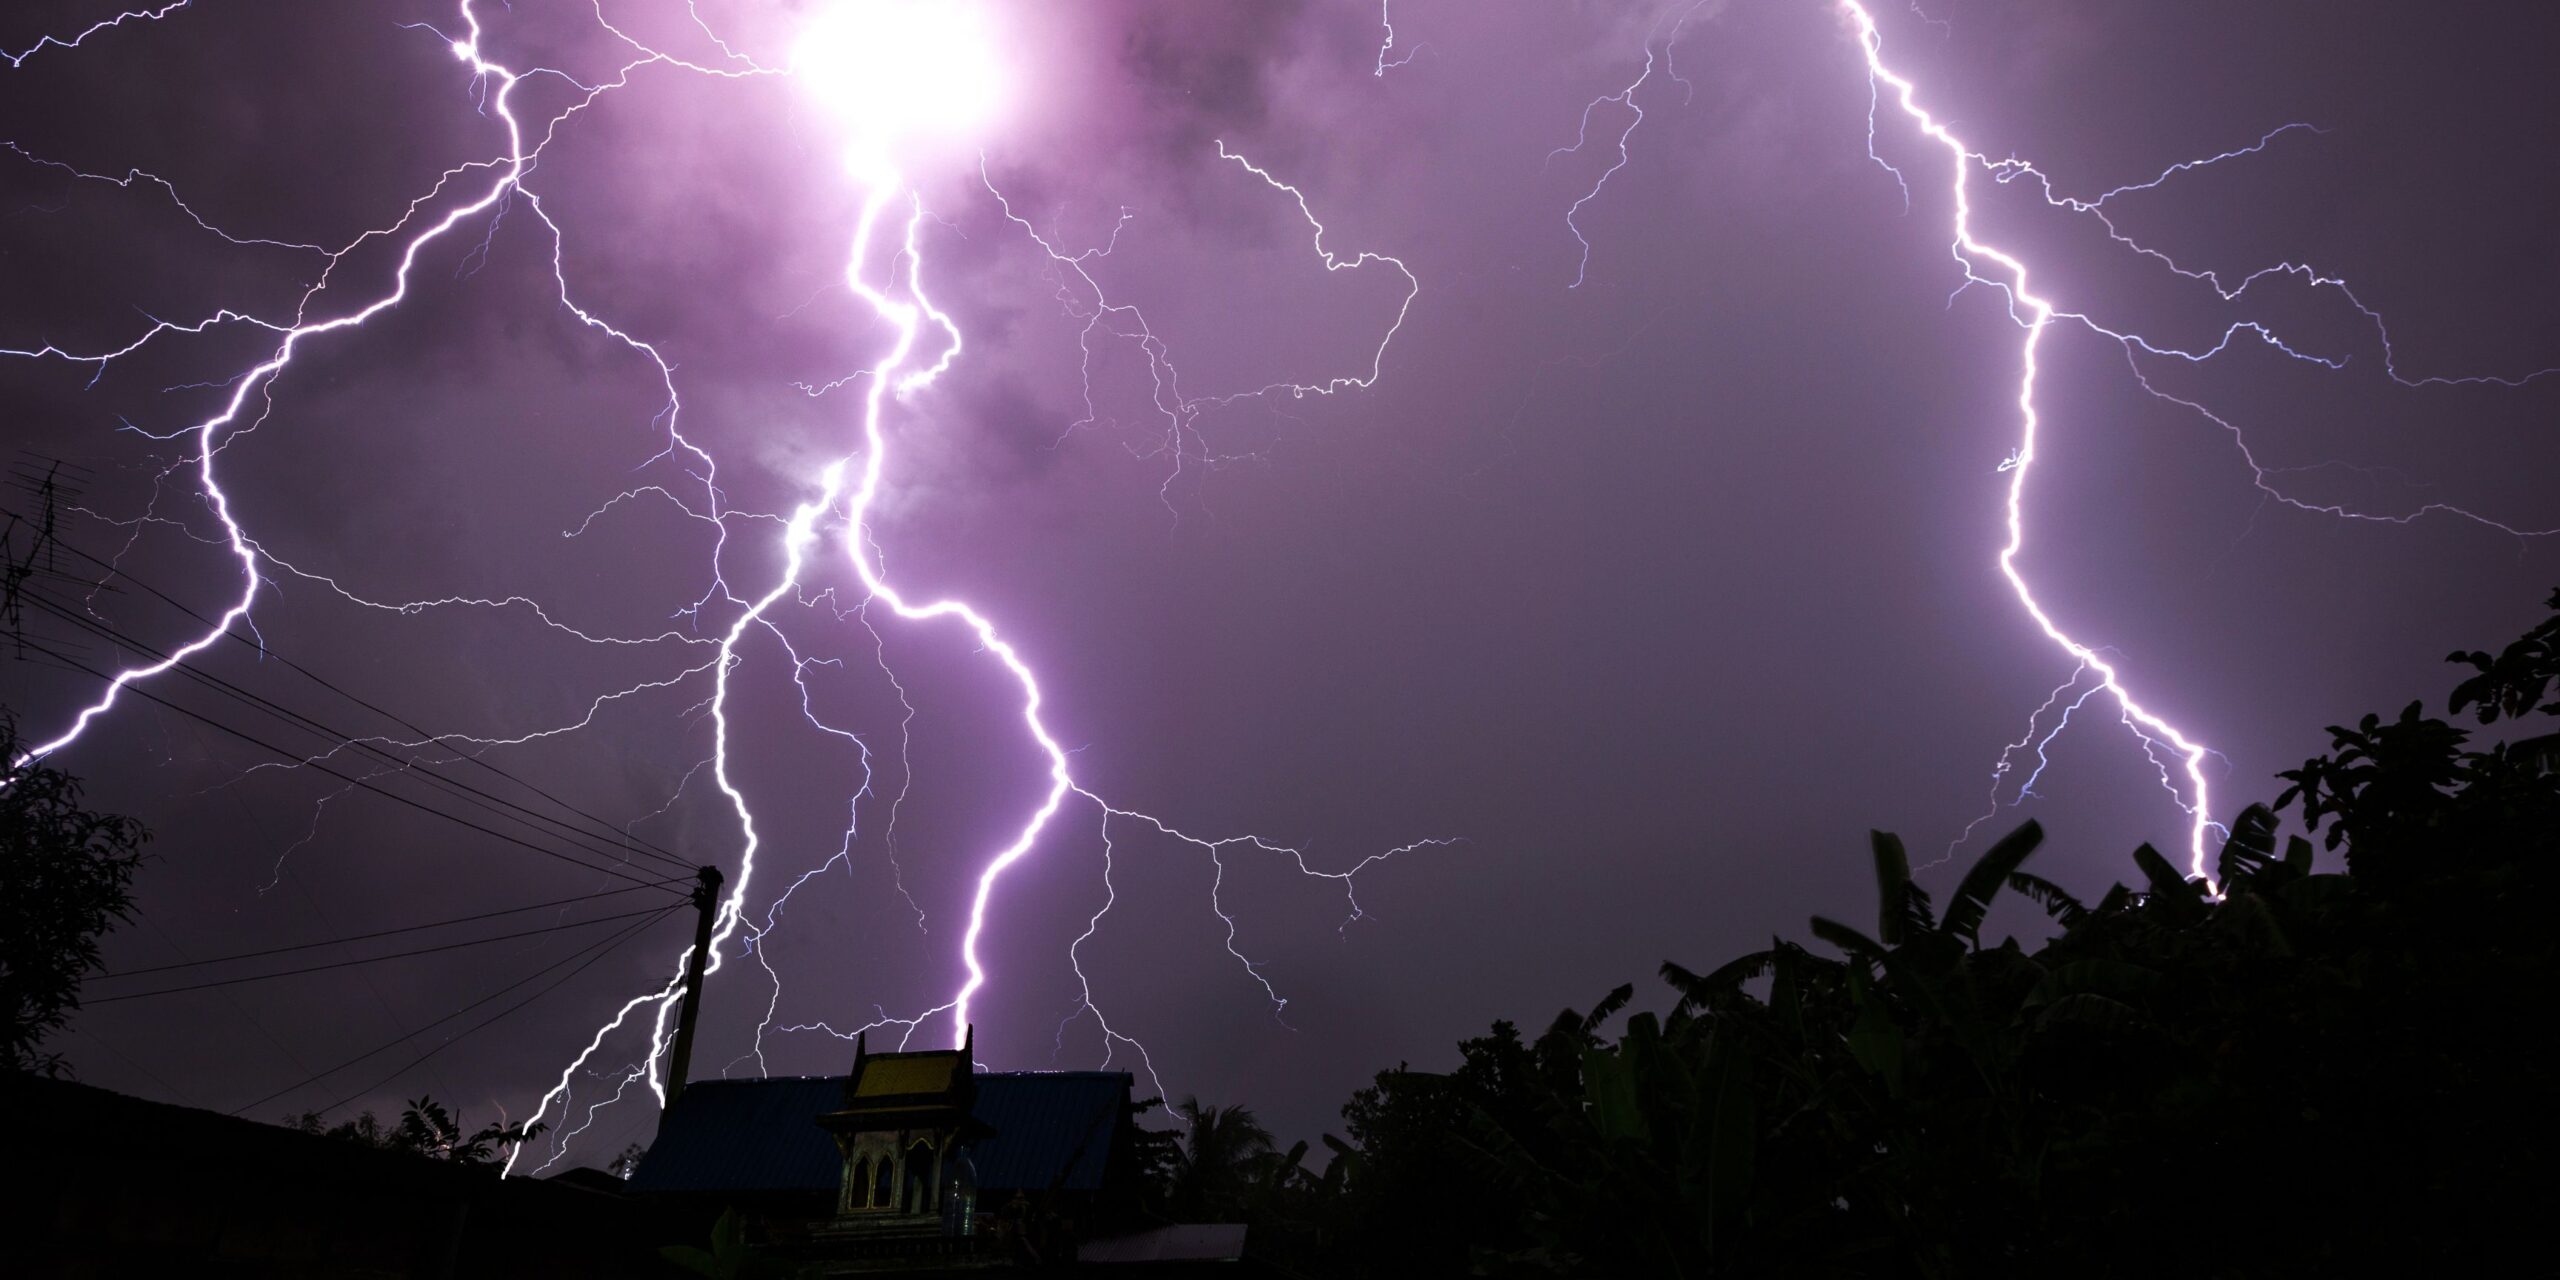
xmin=817 ymin=1029 xmax=989 ymax=1238
xmin=632 ymin=1026 xmax=1235 ymax=1270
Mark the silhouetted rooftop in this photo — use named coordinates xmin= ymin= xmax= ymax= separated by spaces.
xmin=631 ymin=1070 xmax=1131 ymax=1196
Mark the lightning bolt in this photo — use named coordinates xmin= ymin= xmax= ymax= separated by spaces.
xmin=1836 ymin=1 xmax=2558 ymax=885
xmin=5 ymin=0 xmax=1449 ymax=1172
xmin=45 ymin=0 xmax=2532 ymax=1182
xmin=6 ymin=7 xmax=632 ymax=773
xmin=1839 ymin=1 xmax=2227 ymax=883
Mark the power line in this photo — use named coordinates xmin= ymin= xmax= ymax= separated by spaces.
xmin=3 ymin=511 xmax=705 ymax=871
xmin=18 ymin=588 xmax=696 ymax=876
xmin=314 ymin=910 xmax=672 ymax=1118
xmin=11 ymin=513 xmax=703 ymax=868
xmin=85 ymin=904 xmax=675 ymax=1003
xmin=16 ymin=585 xmax=700 ymax=877
xmin=260 ymin=907 xmax=678 ymax=1119
xmin=96 ymin=879 xmax=688 ymax=979
xmin=15 ymin=636 xmax=686 ymax=891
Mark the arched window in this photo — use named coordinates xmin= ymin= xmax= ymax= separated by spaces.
xmin=904 ymin=1138 xmax=936 ymax=1214
xmin=942 ymin=1150 xmax=979 ymax=1237
xmin=848 ymin=1156 xmax=872 ymax=1211
xmin=871 ymin=1150 xmax=894 ymax=1209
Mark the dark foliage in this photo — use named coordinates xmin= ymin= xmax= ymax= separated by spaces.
xmin=285 ymin=1094 xmax=547 ymax=1169
xmin=1237 ymin=590 xmax=2560 ymax=1277
xmin=1 ymin=713 xmax=148 ymax=1076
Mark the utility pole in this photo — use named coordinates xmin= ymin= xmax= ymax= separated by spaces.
xmin=662 ymin=864 xmax=723 ymax=1119
xmin=3 ymin=457 xmax=83 ymax=660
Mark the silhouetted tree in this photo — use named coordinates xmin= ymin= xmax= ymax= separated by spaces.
xmin=1 ymin=712 xmax=148 ymax=1075
xmin=1291 ymin=588 xmax=2560 ymax=1277
xmin=284 ymin=1094 xmax=544 ymax=1169
xmin=283 ymin=1107 xmax=397 ymax=1148
xmin=1164 ymin=1098 xmax=1277 ymax=1221
xmin=390 ymin=1094 xmax=546 ymax=1166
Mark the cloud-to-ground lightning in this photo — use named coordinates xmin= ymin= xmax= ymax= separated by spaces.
xmin=26 ymin=0 xmax=2548 ymax=1191
xmin=6 ymin=0 xmax=1445 ymax=1175
xmin=1839 ymin=1 xmax=2249 ymax=884
xmin=519 ymin=4 xmax=1448 ymax=1169
xmin=1829 ymin=1 xmax=2557 ymax=882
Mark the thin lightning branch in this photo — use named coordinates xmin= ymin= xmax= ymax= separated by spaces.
xmin=1374 ymin=1 xmax=1424 ymax=77
xmin=2 ymin=1 xmax=193 ymax=69
xmin=4 ymin=141 xmax=332 ymax=253
xmin=2120 ymin=352 xmax=2560 ymax=540
xmin=1050 ymin=807 xmax=1166 ymax=1104
xmin=1934 ymin=664 xmax=2098 ymax=868
xmin=1550 ymin=47 xmax=1653 ymax=290
xmin=1984 ymin=128 xmax=2560 ymax=392
xmin=983 ymin=143 xmax=1419 ymax=515
xmin=1548 ymin=2 xmax=1711 ymax=288
xmin=531 ymin=1056 xmax=650 ymax=1175
xmin=1203 ymin=142 xmax=1421 ymax=404
xmin=233 ymin=657 xmax=721 ymax=779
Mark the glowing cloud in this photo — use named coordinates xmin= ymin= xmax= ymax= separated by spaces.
xmin=792 ymin=0 xmax=1008 ymax=172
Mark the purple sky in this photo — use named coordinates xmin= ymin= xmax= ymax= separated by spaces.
xmin=5 ymin=0 xmax=2556 ymax=1164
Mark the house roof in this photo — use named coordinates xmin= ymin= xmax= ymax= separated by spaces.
xmin=631 ymin=1071 xmax=1131 ymax=1196
xmin=967 ymin=1070 xmax=1127 ymax=1195
xmin=630 ymin=1076 xmax=841 ymax=1194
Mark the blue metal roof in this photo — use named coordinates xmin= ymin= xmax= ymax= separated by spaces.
xmin=965 ymin=1071 xmax=1127 ymax=1194
xmin=629 ymin=1077 xmax=841 ymax=1194
xmin=630 ymin=1072 xmax=1130 ymax=1196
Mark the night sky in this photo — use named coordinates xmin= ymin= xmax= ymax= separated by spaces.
xmin=5 ymin=0 xmax=2555 ymax=1168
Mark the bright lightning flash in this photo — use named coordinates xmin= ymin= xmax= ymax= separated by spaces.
xmin=1836 ymin=1 xmax=2222 ymax=884
xmin=792 ymin=0 xmax=1008 ymax=180
xmin=7 ymin=0 xmax=1446 ymax=1176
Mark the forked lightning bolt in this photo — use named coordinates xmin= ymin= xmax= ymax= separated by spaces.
xmin=26 ymin=0 xmax=2541 ymax=1178
xmin=1829 ymin=2 xmax=2555 ymax=882
xmin=4 ymin=0 xmax=1444 ymax=1175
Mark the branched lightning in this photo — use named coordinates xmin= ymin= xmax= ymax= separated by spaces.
xmin=4 ymin=0 xmax=1453 ymax=1171
xmin=41 ymin=0 xmax=2528 ymax=1180
xmin=548 ymin=46 xmax=1441 ymax=1161
xmin=982 ymin=141 xmax=1419 ymax=515
xmin=1842 ymin=1 xmax=2227 ymax=882
xmin=1374 ymin=1 xmax=1424 ymax=78
xmin=1549 ymin=2 xmax=1711 ymax=289
xmin=1832 ymin=1 xmax=2560 ymax=884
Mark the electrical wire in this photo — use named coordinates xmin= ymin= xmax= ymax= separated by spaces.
xmin=96 ymin=878 xmax=688 ymax=979
xmin=231 ymin=904 xmax=681 ymax=1117
xmin=86 ymin=905 xmax=676 ymax=1003
xmin=16 ymin=585 xmax=701 ymax=877
xmin=13 ymin=636 xmax=686 ymax=891
xmin=310 ymin=907 xmax=679 ymax=1118
xmin=3 ymin=513 xmax=705 ymax=872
